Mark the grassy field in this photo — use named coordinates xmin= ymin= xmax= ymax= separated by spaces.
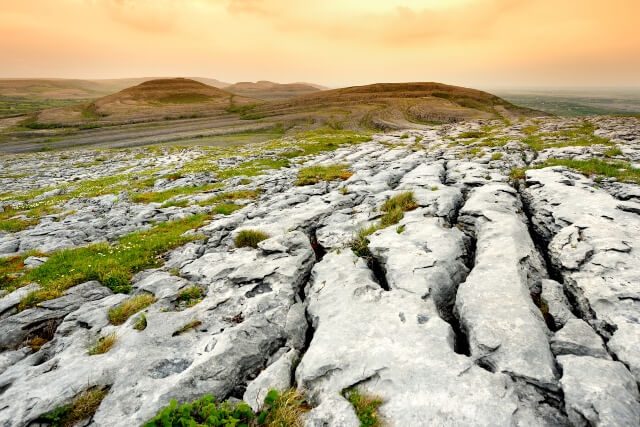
xmin=493 ymin=88 xmax=640 ymax=116
xmin=0 ymin=96 xmax=92 ymax=117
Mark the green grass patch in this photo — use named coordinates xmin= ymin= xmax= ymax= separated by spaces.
xmin=0 ymin=251 xmax=47 ymax=291
xmin=351 ymin=192 xmax=418 ymax=259
xmin=540 ymin=158 xmax=640 ymax=183
xmin=0 ymin=217 xmax=38 ymax=232
xmin=144 ymin=389 xmax=308 ymax=427
xmin=296 ymin=165 xmax=353 ymax=186
xmin=603 ymin=146 xmax=623 ymax=158
xmin=491 ymin=153 xmax=503 ymax=161
xmin=457 ymin=130 xmax=485 ymax=139
xmin=342 ymin=388 xmax=383 ymax=427
xmin=235 ymin=229 xmax=269 ymax=249
xmin=108 ymin=294 xmax=157 ymax=325
xmin=239 ymin=158 xmax=290 ymax=170
xmin=213 ymin=203 xmax=244 ymax=215
xmin=15 ymin=215 xmax=209 ymax=310
xmin=279 ymin=129 xmax=372 ymax=158
xmin=131 ymin=184 xmax=220 ymax=204
xmin=178 ymin=286 xmax=204 ymax=308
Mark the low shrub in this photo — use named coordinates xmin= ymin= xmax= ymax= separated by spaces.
xmin=144 ymin=389 xmax=308 ymax=427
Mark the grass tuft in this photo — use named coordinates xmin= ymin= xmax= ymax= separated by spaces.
xmin=39 ymin=387 xmax=108 ymax=427
xmin=87 ymin=332 xmax=117 ymax=355
xmin=173 ymin=320 xmax=202 ymax=336
xmin=133 ymin=314 xmax=147 ymax=331
xmin=178 ymin=286 xmax=204 ymax=308
xmin=108 ymin=294 xmax=156 ymax=325
xmin=235 ymin=229 xmax=270 ymax=249
xmin=296 ymin=165 xmax=353 ymax=186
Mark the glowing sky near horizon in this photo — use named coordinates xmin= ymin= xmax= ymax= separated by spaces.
xmin=1 ymin=0 xmax=638 ymax=88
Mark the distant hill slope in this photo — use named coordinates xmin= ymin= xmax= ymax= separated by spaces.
xmin=34 ymin=78 xmax=255 ymax=124
xmin=223 ymin=81 xmax=322 ymax=100
xmin=4 ymin=80 xmax=547 ymax=150
xmin=249 ymin=82 xmax=546 ymax=130
xmin=0 ymin=77 xmax=231 ymax=118
xmin=0 ymin=77 xmax=230 ymax=100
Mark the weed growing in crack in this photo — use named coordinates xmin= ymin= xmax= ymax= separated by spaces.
xmin=87 ymin=332 xmax=117 ymax=355
xmin=342 ymin=388 xmax=383 ymax=427
xmin=350 ymin=192 xmax=418 ymax=258
xmin=178 ymin=286 xmax=204 ymax=308
xmin=173 ymin=320 xmax=202 ymax=336
xmin=39 ymin=387 xmax=108 ymax=427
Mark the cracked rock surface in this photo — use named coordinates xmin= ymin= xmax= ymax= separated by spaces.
xmin=0 ymin=115 xmax=639 ymax=426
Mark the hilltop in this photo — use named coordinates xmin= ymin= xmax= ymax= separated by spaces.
xmin=34 ymin=78 xmax=255 ymax=124
xmin=252 ymin=82 xmax=544 ymax=131
xmin=224 ymin=81 xmax=322 ymax=100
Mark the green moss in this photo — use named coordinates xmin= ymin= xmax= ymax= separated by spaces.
xmin=133 ymin=314 xmax=147 ymax=331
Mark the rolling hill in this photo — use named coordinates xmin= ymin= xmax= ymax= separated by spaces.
xmin=34 ymin=78 xmax=255 ymax=124
xmin=224 ymin=81 xmax=323 ymax=100
xmin=249 ymin=82 xmax=545 ymax=130
xmin=0 ymin=77 xmax=230 ymax=118
xmin=0 ymin=79 xmax=545 ymax=152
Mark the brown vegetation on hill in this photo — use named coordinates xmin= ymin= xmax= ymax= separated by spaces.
xmin=0 ymin=79 xmax=546 ymax=152
xmin=224 ymin=81 xmax=322 ymax=100
xmin=250 ymin=82 xmax=544 ymax=130
xmin=35 ymin=78 xmax=256 ymax=124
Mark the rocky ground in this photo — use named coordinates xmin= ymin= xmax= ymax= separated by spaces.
xmin=0 ymin=116 xmax=639 ymax=426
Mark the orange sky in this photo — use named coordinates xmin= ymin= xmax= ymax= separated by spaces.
xmin=1 ymin=0 xmax=639 ymax=88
